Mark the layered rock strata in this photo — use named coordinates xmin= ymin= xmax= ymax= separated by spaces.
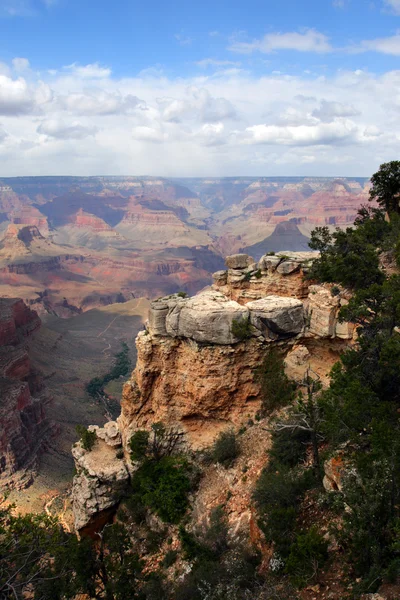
xmin=213 ymin=251 xmax=317 ymax=302
xmin=0 ymin=298 xmax=53 ymax=489
xmin=73 ymin=253 xmax=354 ymax=530
xmin=72 ymin=422 xmax=129 ymax=533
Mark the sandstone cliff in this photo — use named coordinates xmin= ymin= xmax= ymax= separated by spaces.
xmin=0 ymin=298 xmax=53 ymax=489
xmin=72 ymin=252 xmax=353 ymax=530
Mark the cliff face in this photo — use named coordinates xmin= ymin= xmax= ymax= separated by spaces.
xmin=0 ymin=298 xmax=53 ymax=490
xmin=118 ymin=253 xmax=353 ymax=449
xmin=73 ymin=252 xmax=354 ymax=530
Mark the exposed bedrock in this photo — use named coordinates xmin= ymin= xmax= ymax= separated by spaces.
xmin=73 ymin=252 xmax=355 ymax=530
xmin=0 ymin=298 xmax=53 ymax=490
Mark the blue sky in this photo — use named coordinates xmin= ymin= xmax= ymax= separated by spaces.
xmin=1 ymin=0 xmax=400 ymax=176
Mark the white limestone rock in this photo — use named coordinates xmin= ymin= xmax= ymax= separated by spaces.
xmin=225 ymin=254 xmax=254 ymax=270
xmin=72 ymin=438 xmax=129 ymax=531
xmin=166 ymin=290 xmax=249 ymax=345
xmin=247 ymin=296 xmax=304 ymax=339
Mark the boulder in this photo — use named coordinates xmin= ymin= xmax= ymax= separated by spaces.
xmin=212 ymin=270 xmax=228 ymax=285
xmin=225 ymin=254 xmax=254 ymax=270
xmin=89 ymin=421 xmax=122 ymax=447
xmin=258 ymin=255 xmax=281 ymax=272
xmin=148 ymin=294 xmax=188 ymax=336
xmin=307 ymin=285 xmax=340 ymax=338
xmin=247 ymin=296 xmax=304 ymax=339
xmin=166 ymin=290 xmax=249 ymax=345
xmin=276 ymin=260 xmax=301 ymax=275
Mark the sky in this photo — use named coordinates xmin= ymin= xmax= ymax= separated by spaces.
xmin=1 ymin=0 xmax=400 ymax=177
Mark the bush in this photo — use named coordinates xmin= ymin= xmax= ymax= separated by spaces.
xmin=212 ymin=430 xmax=240 ymax=467
xmin=268 ymin=425 xmax=310 ymax=470
xmin=331 ymin=285 xmax=340 ymax=296
xmin=162 ymin=549 xmax=178 ymax=568
xmin=257 ymin=349 xmax=296 ymax=414
xmin=177 ymin=291 xmax=187 ymax=298
xmin=231 ymin=316 xmax=252 ymax=340
xmin=129 ymin=430 xmax=150 ymax=462
xmin=131 ymin=456 xmax=192 ymax=523
xmin=75 ymin=425 xmax=96 ymax=451
xmin=285 ymin=527 xmax=328 ymax=587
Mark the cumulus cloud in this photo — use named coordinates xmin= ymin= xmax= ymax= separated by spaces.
xmin=12 ymin=57 xmax=30 ymax=72
xmin=0 ymin=58 xmax=398 ymax=177
xmin=229 ymin=29 xmax=332 ymax=54
xmin=360 ymin=31 xmax=400 ymax=55
xmin=159 ymin=88 xmax=237 ymax=123
xmin=37 ymin=119 xmax=98 ymax=139
xmin=58 ymin=91 xmax=144 ymax=116
xmin=312 ymin=100 xmax=360 ymax=122
xmin=63 ymin=63 xmax=111 ymax=79
xmin=244 ymin=119 xmax=360 ymax=146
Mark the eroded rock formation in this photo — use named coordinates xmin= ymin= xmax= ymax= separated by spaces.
xmin=72 ymin=252 xmax=354 ymax=530
xmin=0 ymin=298 xmax=53 ymax=489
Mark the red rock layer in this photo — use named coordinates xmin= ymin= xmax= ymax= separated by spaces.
xmin=0 ymin=298 xmax=53 ymax=490
xmin=11 ymin=206 xmax=49 ymax=235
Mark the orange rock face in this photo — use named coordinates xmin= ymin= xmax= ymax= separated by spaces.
xmin=119 ymin=332 xmax=266 ymax=448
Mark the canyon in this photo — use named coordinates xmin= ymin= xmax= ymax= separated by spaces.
xmin=0 ymin=175 xmax=368 ymax=522
xmin=0 ymin=176 xmax=370 ymax=316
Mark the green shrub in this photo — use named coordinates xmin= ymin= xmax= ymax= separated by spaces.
xmin=116 ymin=448 xmax=124 ymax=459
xmin=129 ymin=430 xmax=150 ymax=462
xmin=231 ymin=316 xmax=252 ymax=340
xmin=131 ymin=456 xmax=192 ymax=523
xmin=212 ymin=430 xmax=240 ymax=467
xmin=257 ymin=349 xmax=296 ymax=414
xmin=163 ymin=549 xmax=178 ymax=568
xmin=254 ymin=268 xmax=262 ymax=278
xmin=331 ymin=285 xmax=341 ymax=296
xmin=75 ymin=425 xmax=96 ymax=451
xmin=177 ymin=291 xmax=187 ymax=298
xmin=285 ymin=527 xmax=328 ymax=587
xmin=268 ymin=426 xmax=310 ymax=470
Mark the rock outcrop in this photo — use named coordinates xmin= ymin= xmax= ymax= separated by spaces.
xmin=72 ymin=422 xmax=129 ymax=532
xmin=72 ymin=252 xmax=355 ymax=531
xmin=0 ymin=298 xmax=53 ymax=489
xmin=213 ymin=251 xmax=317 ymax=303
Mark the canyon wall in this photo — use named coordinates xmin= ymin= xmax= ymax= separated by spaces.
xmin=0 ymin=298 xmax=53 ymax=490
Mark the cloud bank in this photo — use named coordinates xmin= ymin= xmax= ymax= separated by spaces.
xmin=0 ymin=59 xmax=398 ymax=177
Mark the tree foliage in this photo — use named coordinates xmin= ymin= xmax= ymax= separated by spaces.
xmin=369 ymin=160 xmax=400 ymax=214
xmin=257 ymin=349 xmax=296 ymax=414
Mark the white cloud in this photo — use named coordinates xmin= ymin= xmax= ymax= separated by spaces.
xmin=12 ymin=57 xmax=30 ymax=72
xmin=59 ymin=91 xmax=143 ymax=115
xmin=384 ymin=0 xmax=400 ymax=14
xmin=229 ymin=29 xmax=332 ymax=54
xmin=37 ymin=119 xmax=98 ymax=139
xmin=312 ymin=100 xmax=360 ymax=122
xmin=244 ymin=119 xmax=359 ymax=146
xmin=196 ymin=58 xmax=241 ymax=69
xmin=360 ymin=31 xmax=400 ymax=54
xmin=132 ymin=125 xmax=165 ymax=143
xmin=332 ymin=0 xmax=346 ymax=7
xmin=159 ymin=88 xmax=237 ymax=123
xmin=0 ymin=75 xmax=34 ymax=114
xmin=0 ymin=59 xmax=399 ymax=177
xmin=63 ymin=63 xmax=112 ymax=79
